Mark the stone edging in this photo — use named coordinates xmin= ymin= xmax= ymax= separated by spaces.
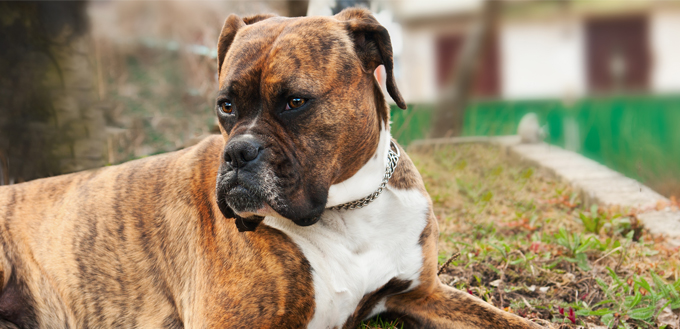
xmin=408 ymin=136 xmax=680 ymax=246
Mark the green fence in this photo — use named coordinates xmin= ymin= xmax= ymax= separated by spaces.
xmin=389 ymin=104 xmax=434 ymax=146
xmin=390 ymin=95 xmax=680 ymax=196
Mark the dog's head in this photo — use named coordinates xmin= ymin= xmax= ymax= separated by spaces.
xmin=214 ymin=8 xmax=406 ymax=231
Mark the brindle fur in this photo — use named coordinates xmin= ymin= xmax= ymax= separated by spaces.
xmin=0 ymin=139 xmax=315 ymax=328
xmin=0 ymin=8 xmax=543 ymax=329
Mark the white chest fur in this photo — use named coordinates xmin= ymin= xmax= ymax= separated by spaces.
xmin=263 ymin=130 xmax=430 ymax=328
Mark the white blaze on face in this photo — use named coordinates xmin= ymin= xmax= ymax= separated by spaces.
xmin=263 ymin=128 xmax=430 ymax=328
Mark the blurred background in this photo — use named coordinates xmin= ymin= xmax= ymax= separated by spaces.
xmin=0 ymin=0 xmax=678 ymax=200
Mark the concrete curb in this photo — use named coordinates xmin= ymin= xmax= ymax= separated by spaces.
xmin=408 ymin=136 xmax=680 ymax=245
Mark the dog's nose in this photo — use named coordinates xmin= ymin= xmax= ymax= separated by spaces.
xmin=224 ymin=136 xmax=263 ymax=169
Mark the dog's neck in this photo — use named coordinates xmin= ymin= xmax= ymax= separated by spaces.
xmin=325 ymin=126 xmax=391 ymax=209
xmin=261 ymin=125 xmax=428 ymax=327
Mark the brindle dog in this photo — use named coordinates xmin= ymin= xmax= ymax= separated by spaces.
xmin=0 ymin=8 xmax=544 ymax=329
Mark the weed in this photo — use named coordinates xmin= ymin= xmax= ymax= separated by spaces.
xmin=579 ymin=205 xmax=606 ymax=234
xmin=360 ymin=315 xmax=403 ymax=329
xmin=554 ymin=228 xmax=596 ymax=271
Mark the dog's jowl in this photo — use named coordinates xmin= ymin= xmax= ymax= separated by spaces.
xmin=0 ymin=8 xmax=543 ymax=329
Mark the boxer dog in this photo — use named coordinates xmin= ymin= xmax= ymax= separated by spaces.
xmin=0 ymin=8 xmax=543 ymax=329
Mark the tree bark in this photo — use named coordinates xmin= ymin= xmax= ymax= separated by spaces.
xmin=0 ymin=2 xmax=106 ymax=184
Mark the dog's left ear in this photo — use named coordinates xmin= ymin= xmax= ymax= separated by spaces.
xmin=336 ymin=8 xmax=407 ymax=109
xmin=217 ymin=13 xmax=277 ymax=75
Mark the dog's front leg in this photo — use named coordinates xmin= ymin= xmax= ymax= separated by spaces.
xmin=382 ymin=283 xmax=545 ymax=329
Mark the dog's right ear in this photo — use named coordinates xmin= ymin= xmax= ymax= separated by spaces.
xmin=217 ymin=14 xmax=277 ymax=75
xmin=335 ymin=8 xmax=407 ymax=109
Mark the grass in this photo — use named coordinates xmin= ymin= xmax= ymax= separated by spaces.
xmin=359 ymin=315 xmax=403 ymax=329
xmin=362 ymin=143 xmax=680 ymax=328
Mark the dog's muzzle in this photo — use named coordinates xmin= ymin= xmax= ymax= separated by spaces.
xmin=215 ymin=134 xmax=327 ymax=231
xmin=217 ymin=135 xmax=268 ymax=213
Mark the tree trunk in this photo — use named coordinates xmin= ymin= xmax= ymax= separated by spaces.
xmin=0 ymin=2 xmax=106 ymax=184
xmin=430 ymin=0 xmax=498 ymax=138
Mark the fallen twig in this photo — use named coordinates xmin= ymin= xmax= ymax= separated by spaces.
xmin=437 ymin=252 xmax=460 ymax=276
xmin=593 ymin=246 xmax=622 ymax=264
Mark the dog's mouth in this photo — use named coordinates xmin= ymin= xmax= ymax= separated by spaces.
xmin=216 ymin=171 xmax=267 ymax=211
xmin=215 ymin=169 xmax=324 ymax=230
xmin=215 ymin=175 xmax=266 ymax=231
xmin=213 ymin=136 xmax=329 ymax=231
xmin=225 ymin=184 xmax=266 ymax=213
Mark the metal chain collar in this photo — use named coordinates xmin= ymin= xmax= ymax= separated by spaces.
xmin=327 ymin=140 xmax=401 ymax=211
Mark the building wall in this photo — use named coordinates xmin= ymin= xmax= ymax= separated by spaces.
xmin=501 ymin=9 xmax=680 ymax=99
xmin=651 ymin=9 xmax=680 ymax=93
xmin=374 ymin=2 xmax=680 ymax=104
xmin=396 ymin=0 xmax=480 ymax=22
xmin=499 ymin=17 xmax=586 ymax=100
xmin=398 ymin=28 xmax=438 ymax=104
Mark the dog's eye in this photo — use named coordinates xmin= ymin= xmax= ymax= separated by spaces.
xmin=286 ymin=97 xmax=306 ymax=110
xmin=219 ymin=101 xmax=233 ymax=114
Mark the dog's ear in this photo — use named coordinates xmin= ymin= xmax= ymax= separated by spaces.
xmin=217 ymin=15 xmax=245 ymax=75
xmin=336 ymin=8 xmax=407 ymax=109
xmin=242 ymin=13 xmax=277 ymax=25
xmin=217 ymin=14 xmax=277 ymax=75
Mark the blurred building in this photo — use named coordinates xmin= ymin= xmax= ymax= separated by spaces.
xmin=387 ymin=0 xmax=680 ymax=198
xmin=393 ymin=1 xmax=680 ymax=103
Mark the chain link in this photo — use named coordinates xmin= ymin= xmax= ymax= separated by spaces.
xmin=327 ymin=140 xmax=401 ymax=211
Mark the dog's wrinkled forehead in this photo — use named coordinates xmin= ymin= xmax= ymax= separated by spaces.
xmin=219 ymin=17 xmax=357 ymax=93
xmin=215 ymin=8 xmax=406 ymax=113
